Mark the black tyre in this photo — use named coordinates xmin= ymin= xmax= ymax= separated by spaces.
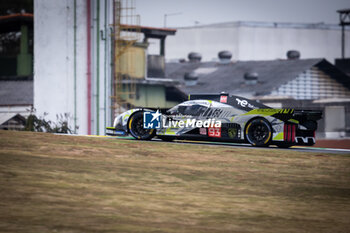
xmin=245 ymin=118 xmax=272 ymax=147
xmin=277 ymin=143 xmax=293 ymax=148
xmin=128 ymin=111 xmax=155 ymax=140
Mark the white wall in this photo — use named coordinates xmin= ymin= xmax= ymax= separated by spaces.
xmin=165 ymin=27 xmax=240 ymax=61
xmin=237 ymin=26 xmax=347 ymax=62
xmin=161 ymin=23 xmax=350 ymax=63
xmin=34 ymin=0 xmax=113 ymax=135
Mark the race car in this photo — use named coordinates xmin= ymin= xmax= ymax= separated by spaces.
xmin=106 ymin=93 xmax=322 ymax=148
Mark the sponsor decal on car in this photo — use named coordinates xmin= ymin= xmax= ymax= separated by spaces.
xmin=208 ymin=127 xmax=221 ymax=137
xmin=199 ymin=128 xmax=207 ymax=135
xmin=228 ymin=128 xmax=237 ymax=138
xmin=220 ymin=95 xmax=227 ymax=103
xmin=236 ymin=98 xmax=256 ymax=108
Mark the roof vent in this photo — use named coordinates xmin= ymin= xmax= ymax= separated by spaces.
xmin=244 ymin=72 xmax=258 ymax=85
xmin=188 ymin=52 xmax=202 ymax=62
xmin=286 ymin=50 xmax=300 ymax=60
xmin=218 ymin=50 xmax=232 ymax=64
xmin=184 ymin=72 xmax=198 ymax=86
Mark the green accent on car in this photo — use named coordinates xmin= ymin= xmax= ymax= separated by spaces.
xmin=288 ymin=119 xmax=299 ymax=124
xmin=243 ymin=108 xmax=294 ymax=116
xmin=122 ymin=114 xmax=130 ymax=121
xmin=122 ymin=109 xmax=136 ymax=121
xmin=165 ymin=128 xmax=177 ymax=135
xmin=273 ymin=132 xmax=284 ymax=141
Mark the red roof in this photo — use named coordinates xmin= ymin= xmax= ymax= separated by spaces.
xmin=0 ymin=13 xmax=33 ymax=33
xmin=120 ymin=24 xmax=176 ymax=38
xmin=0 ymin=13 xmax=33 ymax=20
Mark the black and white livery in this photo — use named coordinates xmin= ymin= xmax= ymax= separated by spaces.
xmin=106 ymin=93 xmax=322 ymax=148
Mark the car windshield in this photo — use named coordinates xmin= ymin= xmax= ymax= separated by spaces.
xmin=168 ymin=103 xmax=208 ymax=116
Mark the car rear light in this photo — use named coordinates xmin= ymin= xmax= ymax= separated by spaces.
xmin=284 ymin=124 xmax=296 ymax=142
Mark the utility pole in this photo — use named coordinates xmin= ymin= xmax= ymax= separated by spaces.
xmin=164 ymin=12 xmax=182 ymax=28
xmin=337 ymin=9 xmax=350 ymax=58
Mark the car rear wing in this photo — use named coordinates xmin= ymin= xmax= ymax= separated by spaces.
xmin=293 ymin=110 xmax=323 ymax=122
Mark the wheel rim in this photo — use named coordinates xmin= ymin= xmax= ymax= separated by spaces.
xmin=251 ymin=124 xmax=269 ymax=142
xmin=247 ymin=120 xmax=271 ymax=145
xmin=130 ymin=114 xmax=153 ymax=138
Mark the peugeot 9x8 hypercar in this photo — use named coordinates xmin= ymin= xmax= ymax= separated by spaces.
xmin=106 ymin=93 xmax=322 ymax=148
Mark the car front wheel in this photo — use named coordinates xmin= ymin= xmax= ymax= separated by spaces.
xmin=128 ymin=111 xmax=155 ymax=140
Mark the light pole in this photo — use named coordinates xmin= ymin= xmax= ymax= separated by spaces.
xmin=164 ymin=12 xmax=182 ymax=28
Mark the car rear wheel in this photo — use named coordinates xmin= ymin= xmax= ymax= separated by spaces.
xmin=245 ymin=118 xmax=272 ymax=147
xmin=128 ymin=111 xmax=155 ymax=140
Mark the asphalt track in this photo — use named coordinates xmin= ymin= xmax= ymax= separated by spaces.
xmin=82 ymin=135 xmax=350 ymax=155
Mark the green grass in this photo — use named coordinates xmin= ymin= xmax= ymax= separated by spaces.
xmin=0 ymin=130 xmax=350 ymax=232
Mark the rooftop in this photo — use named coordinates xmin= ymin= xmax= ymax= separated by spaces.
xmin=177 ymin=21 xmax=350 ymax=31
xmin=120 ymin=24 xmax=176 ymax=38
xmin=166 ymin=59 xmax=350 ymax=97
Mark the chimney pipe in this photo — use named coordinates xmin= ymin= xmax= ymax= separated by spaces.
xmin=184 ymin=72 xmax=198 ymax=86
xmin=244 ymin=72 xmax=258 ymax=85
xmin=188 ymin=52 xmax=202 ymax=62
xmin=218 ymin=50 xmax=232 ymax=64
xmin=286 ymin=50 xmax=300 ymax=60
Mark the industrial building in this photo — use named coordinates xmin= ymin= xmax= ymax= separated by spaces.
xmin=0 ymin=13 xmax=33 ymax=77
xmin=158 ymin=21 xmax=350 ymax=63
xmin=0 ymin=12 xmax=33 ymax=129
xmin=33 ymin=0 xmax=184 ymax=135
xmin=166 ymin=51 xmax=350 ymax=138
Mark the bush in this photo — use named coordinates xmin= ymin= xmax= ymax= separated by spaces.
xmin=25 ymin=108 xmax=77 ymax=134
